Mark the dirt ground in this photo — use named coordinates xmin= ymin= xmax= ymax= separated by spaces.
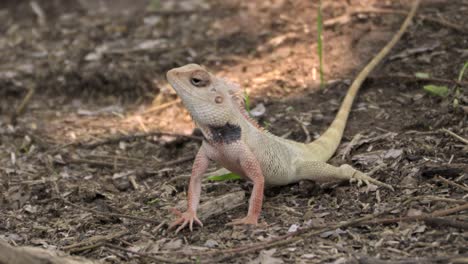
xmin=0 ymin=0 xmax=467 ymax=263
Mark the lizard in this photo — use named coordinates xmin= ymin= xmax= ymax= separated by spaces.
xmin=166 ymin=1 xmax=420 ymax=233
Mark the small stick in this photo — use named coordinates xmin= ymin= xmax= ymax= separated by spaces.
xmin=423 ymin=217 xmax=468 ymax=230
xmin=198 ymin=191 xmax=246 ymax=221
xmin=326 ymin=6 xmax=468 ymax=34
xmin=153 ymin=220 xmax=167 ymax=233
xmin=169 ymin=191 xmax=246 ymax=224
xmin=10 ymin=86 xmax=36 ymax=125
xmin=341 ymin=133 xmax=362 ymax=160
xmin=370 ymin=74 xmax=468 ymax=87
xmin=367 ymin=163 xmax=386 ymax=177
xmin=30 ymin=1 xmax=46 ymax=26
xmin=83 ymin=131 xmax=202 ymax=149
xmin=62 ymin=230 xmax=128 ymax=252
xmin=135 ymin=116 xmax=149 ymax=133
xmin=0 ymin=241 xmax=99 ymax=264
xmin=128 ymin=175 xmax=140 ymax=190
xmin=104 ymin=243 xmax=189 ymax=264
xmin=436 ymin=176 xmax=468 ymax=192
xmin=365 ymin=202 xmax=468 ymax=225
xmin=146 ymin=6 xmax=239 ymax=17
xmin=60 ymin=199 xmax=161 ymax=225
xmin=293 ymin=116 xmax=311 ymax=143
xmin=86 ymin=153 xmax=142 ymax=162
xmin=66 ymin=154 xmax=193 ymax=170
xmin=66 ymin=157 xmax=123 ymax=168
xmin=142 ymin=99 xmax=181 ymax=114
xmin=102 ymin=247 xmax=129 ymax=261
xmin=357 ymin=254 xmax=468 ymax=264
xmin=441 ymin=128 xmax=468 ymax=145
xmin=418 ymin=195 xmax=467 ymax=204
xmin=155 ymin=155 xmax=195 ymax=169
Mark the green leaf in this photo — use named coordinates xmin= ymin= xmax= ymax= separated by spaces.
xmin=414 ymin=72 xmax=430 ymax=78
xmin=147 ymin=0 xmax=160 ymax=11
xmin=262 ymin=121 xmax=271 ymax=130
xmin=244 ymin=90 xmax=251 ymax=112
xmin=423 ymin=85 xmax=449 ymax=97
xmin=207 ymin=173 xmax=242 ymax=181
xmin=147 ymin=198 xmax=159 ymax=205
xmin=457 ymin=62 xmax=468 ymax=81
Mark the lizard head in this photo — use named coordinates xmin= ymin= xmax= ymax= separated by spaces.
xmin=167 ymin=64 xmax=243 ymax=128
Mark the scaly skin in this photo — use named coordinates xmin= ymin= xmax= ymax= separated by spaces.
xmin=165 ymin=0 xmax=422 ymax=232
xmin=165 ymin=2 xmax=425 ymax=230
xmin=166 ymin=63 xmax=394 ymax=232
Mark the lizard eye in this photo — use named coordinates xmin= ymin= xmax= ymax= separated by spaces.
xmin=190 ymin=70 xmax=210 ymax=87
xmin=191 ymin=77 xmax=202 ymax=86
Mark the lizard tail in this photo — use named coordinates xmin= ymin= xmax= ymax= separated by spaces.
xmin=307 ymin=0 xmax=420 ymax=161
xmin=308 ymin=0 xmax=420 ymax=161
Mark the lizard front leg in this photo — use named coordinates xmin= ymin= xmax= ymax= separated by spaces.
xmin=169 ymin=147 xmax=209 ymax=233
xmin=226 ymin=148 xmax=264 ymax=226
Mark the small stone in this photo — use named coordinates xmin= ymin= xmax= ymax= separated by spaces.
xmin=204 ymin=239 xmax=218 ymax=248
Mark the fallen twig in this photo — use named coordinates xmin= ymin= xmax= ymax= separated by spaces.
xmin=82 ymin=131 xmax=202 ymax=149
xmin=0 ymin=241 xmax=98 ymax=264
xmin=65 ymin=154 xmax=194 ymax=170
xmin=423 ymin=217 xmax=468 ymax=230
xmin=65 ymin=157 xmax=124 ymax=168
xmin=325 ymin=6 xmax=468 ymax=34
xmin=436 ymin=175 xmax=468 ymax=192
xmin=417 ymin=195 xmax=467 ymax=204
xmin=441 ymin=128 xmax=468 ymax=145
xmin=154 ymin=155 xmax=195 ymax=169
xmin=104 ymin=243 xmax=190 ymax=263
xmin=30 ymin=1 xmax=46 ymax=27
xmin=195 ymin=191 xmax=245 ymax=221
xmin=62 ymin=230 xmax=128 ymax=253
xmin=356 ymin=254 xmax=468 ymax=264
xmin=364 ymin=202 xmax=468 ymax=225
xmin=142 ymin=99 xmax=181 ymax=114
xmin=60 ymin=199 xmax=161 ymax=225
xmin=146 ymin=6 xmax=238 ymax=17
xmin=10 ymin=85 xmax=36 ymax=125
xmin=128 ymin=175 xmax=140 ymax=190
xmin=293 ymin=116 xmax=311 ymax=143
xmin=421 ymin=162 xmax=466 ymax=179
xmin=370 ymin=74 xmax=468 ymax=87
xmin=341 ymin=133 xmax=362 ymax=160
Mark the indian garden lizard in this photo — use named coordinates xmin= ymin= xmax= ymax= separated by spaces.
xmin=166 ymin=63 xmax=394 ymax=232
xmin=165 ymin=1 xmax=421 ymax=230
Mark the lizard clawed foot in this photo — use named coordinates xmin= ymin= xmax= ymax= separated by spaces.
xmin=226 ymin=216 xmax=258 ymax=226
xmin=342 ymin=164 xmax=394 ymax=191
xmin=168 ymin=208 xmax=203 ymax=233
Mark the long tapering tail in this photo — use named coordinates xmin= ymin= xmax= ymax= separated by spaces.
xmin=308 ymin=0 xmax=421 ymax=161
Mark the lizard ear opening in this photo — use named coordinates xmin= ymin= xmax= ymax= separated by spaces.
xmin=190 ymin=70 xmax=211 ymax=87
xmin=214 ymin=96 xmax=223 ymax=104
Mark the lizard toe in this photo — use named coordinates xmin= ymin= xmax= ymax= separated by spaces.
xmin=168 ymin=210 xmax=203 ymax=233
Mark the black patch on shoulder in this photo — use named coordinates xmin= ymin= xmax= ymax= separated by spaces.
xmin=208 ymin=123 xmax=241 ymax=144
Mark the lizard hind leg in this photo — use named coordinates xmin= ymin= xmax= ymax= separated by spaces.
xmin=296 ymin=161 xmax=394 ymax=191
